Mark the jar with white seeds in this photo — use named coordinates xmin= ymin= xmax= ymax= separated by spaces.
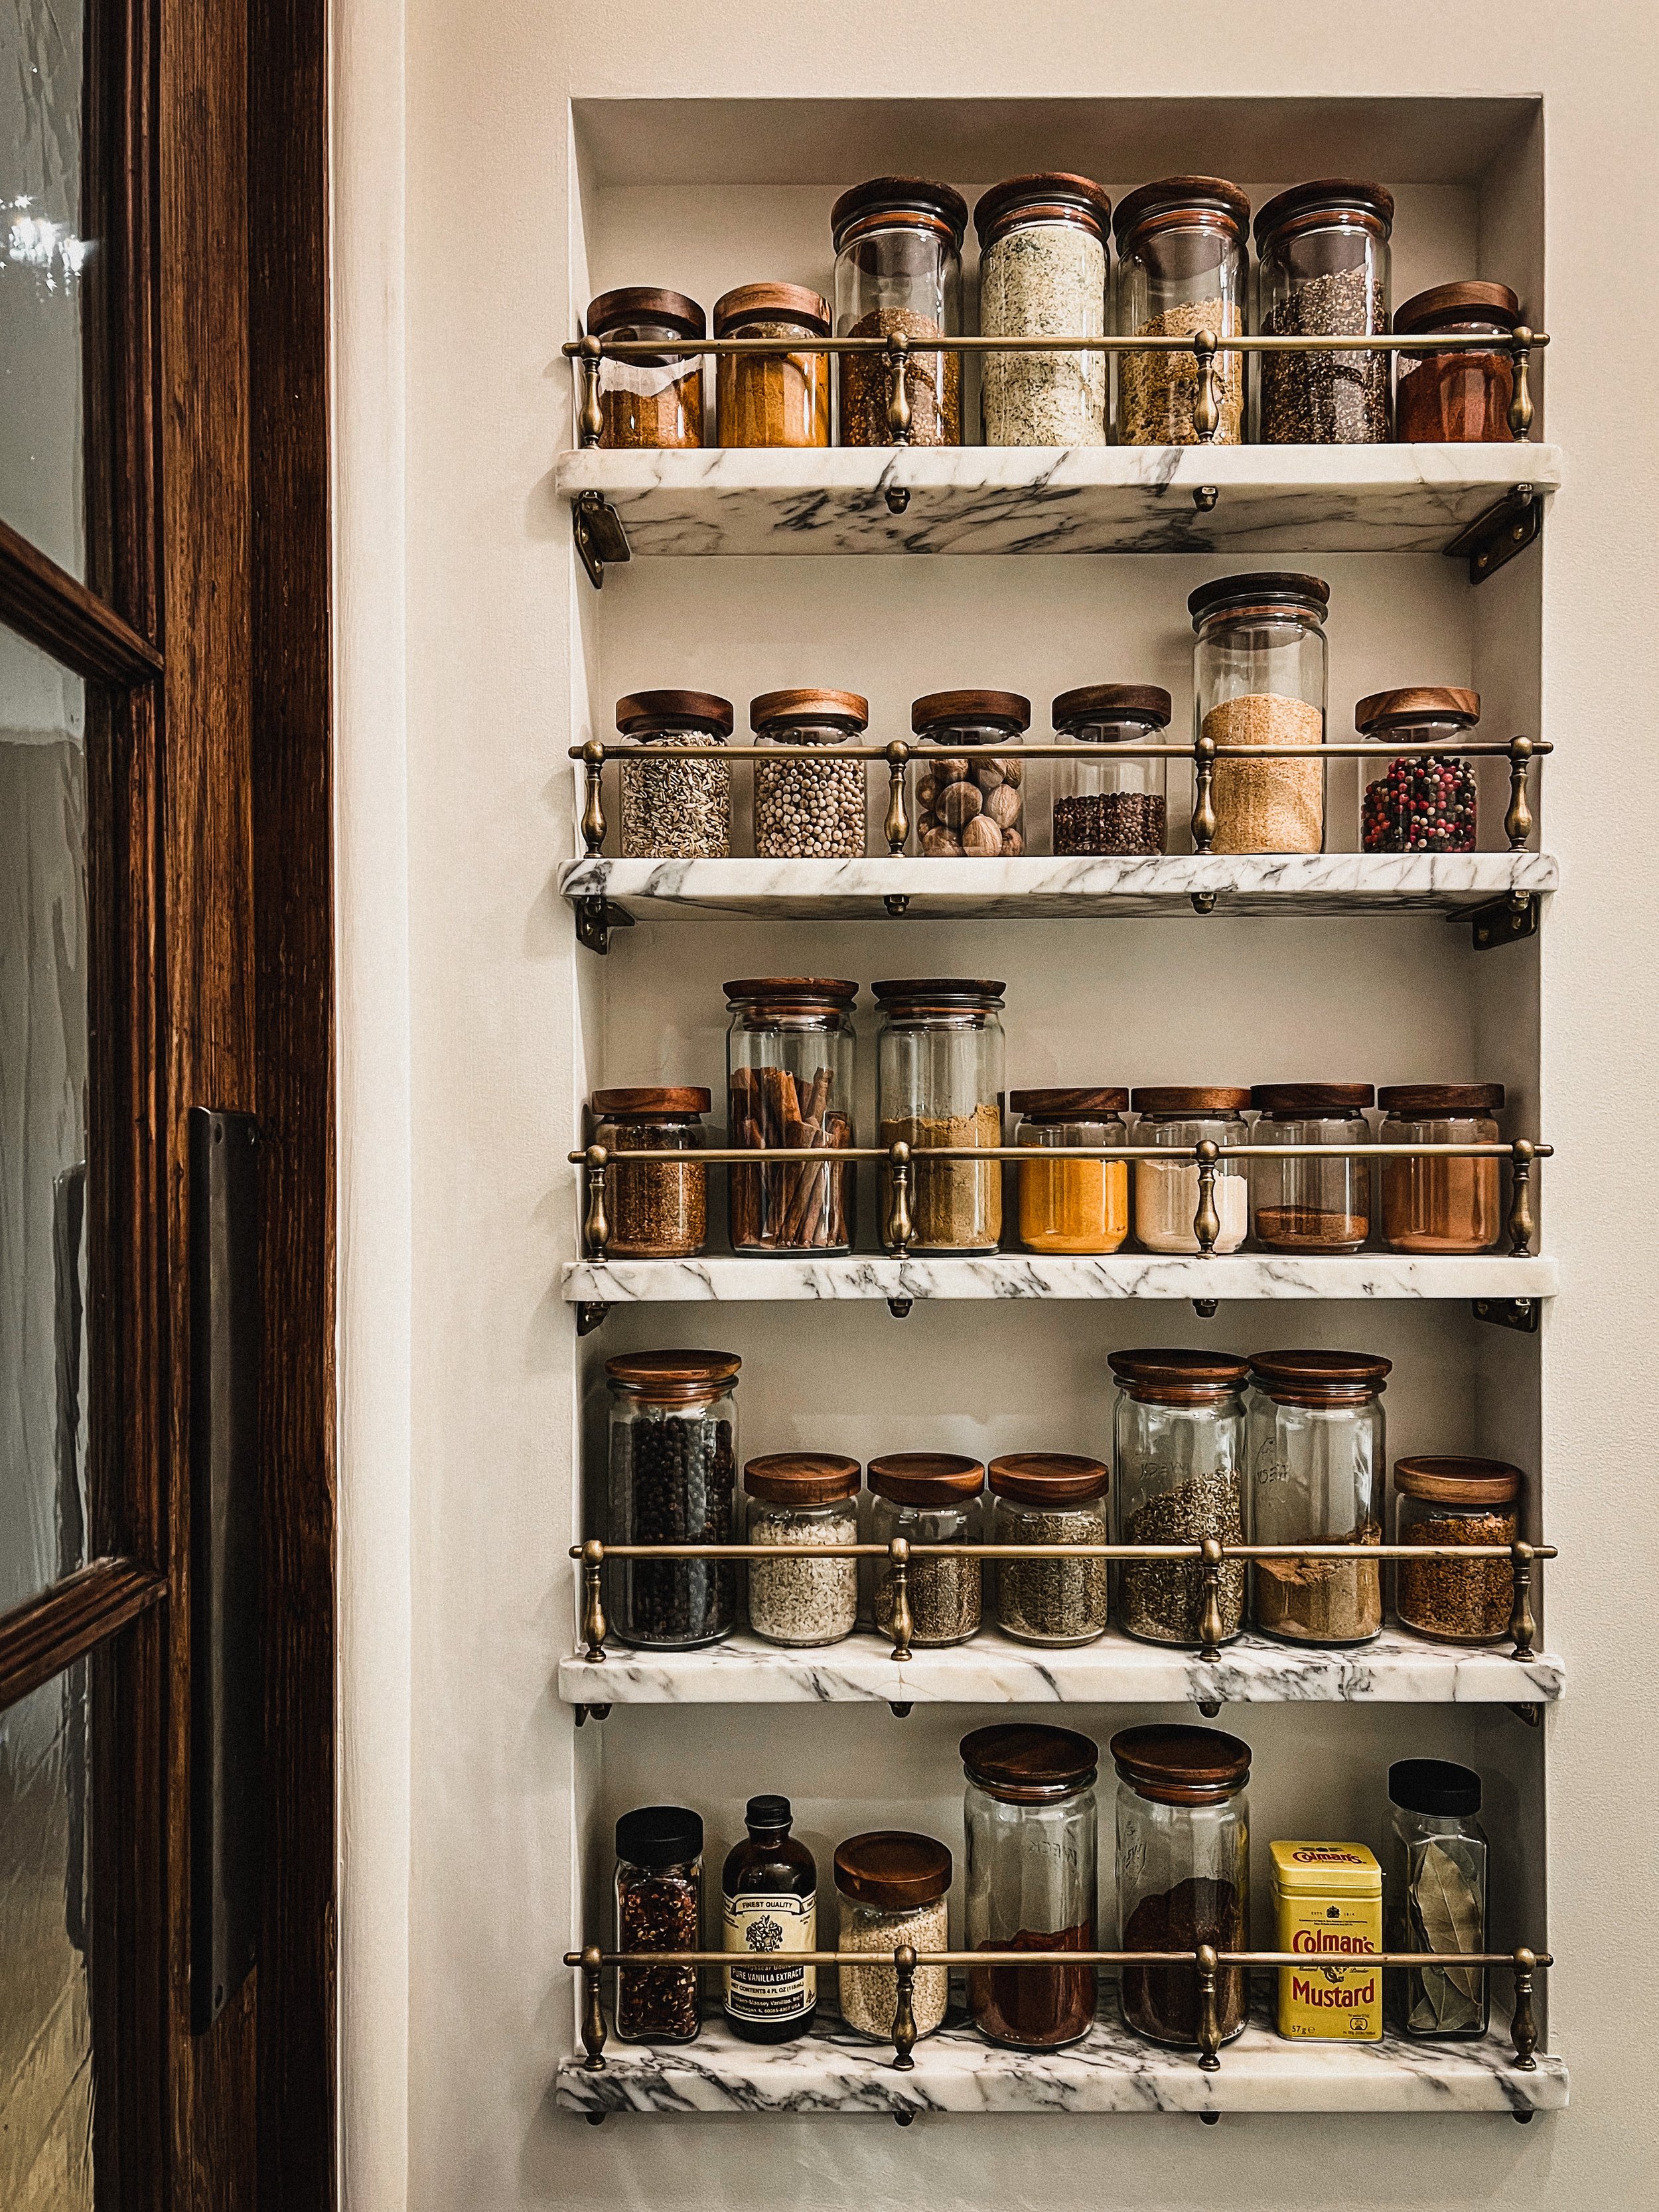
xmin=975 ymin=173 xmax=1111 ymax=447
xmin=834 ymin=1832 xmax=953 ymax=2041
xmin=750 ymin=688 xmax=868 ymax=859
xmin=743 ymin=1453 xmax=861 ymax=1647
xmin=911 ymin=689 xmax=1031 ymax=857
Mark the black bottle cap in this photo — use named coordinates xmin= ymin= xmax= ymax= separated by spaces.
xmin=746 ymin=1794 xmax=792 ymax=1830
xmin=614 ymin=1804 xmax=703 ymax=1868
xmin=1388 ymin=1759 xmax=1482 ymax=1817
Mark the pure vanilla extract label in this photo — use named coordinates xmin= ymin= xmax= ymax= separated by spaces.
xmin=723 ymin=1891 xmax=816 ymax=2020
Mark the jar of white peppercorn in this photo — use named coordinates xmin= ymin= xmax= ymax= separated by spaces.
xmin=1110 ymin=1350 xmax=1250 ymax=1649
xmin=1051 ymin=685 xmax=1171 ymax=856
xmin=614 ymin=690 xmax=734 ymax=859
xmin=835 ymin=1831 xmax=953 ymax=2042
xmin=750 ymin=689 xmax=868 ymax=859
xmin=744 ymin=1453 xmax=861 ymax=1647
xmin=988 ymin=1454 xmax=1111 ymax=1647
xmin=911 ymin=690 xmax=1031 ymax=858
xmin=1130 ymin=1086 xmax=1250 ymax=1254
xmin=867 ymin=1452 xmax=984 ymax=1647
xmin=831 ymin=177 xmax=966 ymax=447
xmin=1112 ymin=176 xmax=1250 ymax=445
xmin=974 ymin=173 xmax=1111 ymax=447
xmin=1190 ymin=573 xmax=1329 ymax=854
xmin=1256 ymin=181 xmax=1394 ymax=445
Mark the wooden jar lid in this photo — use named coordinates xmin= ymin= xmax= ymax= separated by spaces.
xmin=1394 ymin=1455 xmax=1521 ymax=1505
xmin=833 ymin=1830 xmax=952 ymax=1907
xmin=1131 ymin=1086 xmax=1250 ymax=1115
xmin=960 ymin=1723 xmax=1098 ymax=1798
xmin=1111 ymin=1723 xmax=1251 ymax=1805
xmin=1354 ymin=687 xmax=1480 ymax=733
xmin=592 ymin=1086 xmax=711 ymax=1117
xmin=1377 ymin=1083 xmax=1504 ymax=1114
xmin=866 ymin=1451 xmax=984 ymax=1504
xmin=1249 ymin=1082 xmax=1374 ymax=1115
xmin=743 ymin=1451 xmax=861 ymax=1504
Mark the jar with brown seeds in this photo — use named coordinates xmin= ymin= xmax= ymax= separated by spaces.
xmin=591 ymin=1086 xmax=710 ymax=1258
xmin=989 ymin=1455 xmax=1111 ymax=1647
xmin=1392 ymin=1457 xmax=1521 ymax=1644
xmin=614 ymin=1805 xmax=703 ymax=2043
xmin=1111 ymin=1349 xmax=1250 ymax=1647
xmin=1112 ymin=177 xmax=1249 ymax=446
xmin=867 ymin=1453 xmax=985 ymax=1646
xmin=910 ymin=690 xmax=1031 ymax=857
xmin=614 ymin=689 xmax=734 ymax=859
xmin=831 ymin=177 xmax=966 ymax=447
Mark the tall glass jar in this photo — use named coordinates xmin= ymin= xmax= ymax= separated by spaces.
xmin=961 ymin=1724 xmax=1099 ymax=2049
xmin=831 ymin=176 xmax=966 ymax=447
xmin=1377 ymin=1084 xmax=1504 ymax=1254
xmin=974 ymin=173 xmax=1111 ymax=447
xmin=1394 ymin=283 xmax=1520 ymax=444
xmin=1050 ymin=686 xmax=1171 ymax=856
xmin=586 ymin=288 xmax=705 ymax=450
xmin=743 ymin=1452 xmax=860 ymax=1648
xmin=1246 ymin=1350 xmax=1389 ymax=1647
xmin=1386 ymin=1760 xmax=1489 ymax=2039
xmin=614 ymin=690 xmax=733 ymax=859
xmin=605 ymin=1352 xmax=739 ymax=1649
xmin=750 ymin=688 xmax=868 ymax=859
xmin=1190 ymin=573 xmax=1329 ymax=854
xmin=725 ymin=978 xmax=857 ymax=1255
xmin=912 ymin=690 xmax=1030 ymax=858
xmin=591 ymin=1086 xmax=710 ymax=1260
xmin=1248 ymin=1081 xmax=1374 ymax=1254
xmin=1011 ymin=1087 xmax=1129 ymax=1255
xmin=1393 ymin=1456 xmax=1522 ymax=1645
xmin=1130 ymin=1086 xmax=1250 ymax=1255
xmin=867 ymin=1452 xmax=983 ymax=1647
xmin=1112 ymin=1725 xmax=1250 ymax=2048
xmin=1112 ymin=176 xmax=1249 ymax=445
xmin=614 ymin=1805 xmax=703 ymax=2044
xmin=835 ymin=1832 xmax=953 ymax=2043
xmin=875 ymin=978 xmax=1005 ymax=1253
xmin=989 ymin=1454 xmax=1110 ymax=1647
xmin=1110 ymin=1350 xmax=1249 ymax=1647
xmin=713 ymin=283 xmax=831 ymax=449
xmin=1358 ymin=687 xmax=1480 ymax=855
xmin=1256 ymin=180 xmax=1394 ymax=444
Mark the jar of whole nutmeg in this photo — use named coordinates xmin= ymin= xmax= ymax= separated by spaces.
xmin=911 ymin=690 xmax=1030 ymax=858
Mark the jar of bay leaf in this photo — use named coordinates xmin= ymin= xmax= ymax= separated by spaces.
xmin=974 ymin=173 xmax=1111 ymax=447
xmin=591 ymin=1086 xmax=710 ymax=1258
xmin=831 ymin=177 xmax=966 ymax=447
xmin=1112 ymin=176 xmax=1249 ymax=445
xmin=615 ymin=690 xmax=733 ymax=858
xmin=1190 ymin=573 xmax=1329 ymax=853
xmin=1256 ymin=181 xmax=1393 ymax=445
xmin=1246 ymin=1350 xmax=1389 ymax=1648
xmin=750 ymin=689 xmax=868 ymax=859
xmin=1386 ymin=1759 xmax=1489 ymax=2039
xmin=713 ymin=283 xmax=831 ymax=448
xmin=874 ymin=978 xmax=1005 ymax=1253
xmin=989 ymin=1454 xmax=1110 ymax=1647
xmin=586 ymin=288 xmax=705 ymax=449
xmin=867 ymin=1452 xmax=983 ymax=1648
xmin=1110 ymin=1350 xmax=1249 ymax=1648
xmin=912 ymin=690 xmax=1030 ymax=858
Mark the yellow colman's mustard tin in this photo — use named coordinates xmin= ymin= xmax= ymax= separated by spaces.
xmin=1270 ymin=1840 xmax=1383 ymax=2040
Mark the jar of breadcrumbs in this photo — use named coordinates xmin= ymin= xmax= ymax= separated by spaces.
xmin=1190 ymin=572 xmax=1329 ymax=853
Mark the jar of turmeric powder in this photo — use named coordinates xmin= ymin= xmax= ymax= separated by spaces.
xmin=1011 ymin=1088 xmax=1129 ymax=1254
xmin=714 ymin=283 xmax=832 ymax=448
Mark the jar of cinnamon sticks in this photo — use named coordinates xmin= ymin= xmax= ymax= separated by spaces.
xmin=725 ymin=980 xmax=857 ymax=1255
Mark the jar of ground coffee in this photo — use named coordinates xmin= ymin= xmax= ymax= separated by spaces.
xmin=605 ymin=1351 xmax=740 ymax=1649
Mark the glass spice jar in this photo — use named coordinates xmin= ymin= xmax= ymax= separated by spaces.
xmin=1247 ymin=1350 xmax=1389 ymax=1647
xmin=1392 ymin=1456 xmax=1521 ymax=1645
xmin=1386 ymin=1760 xmax=1489 ymax=2039
xmin=1394 ymin=282 xmax=1520 ymax=444
xmin=835 ymin=1831 xmax=953 ymax=2043
xmin=867 ymin=1452 xmax=983 ymax=1647
xmin=875 ymin=978 xmax=1006 ymax=1253
xmin=1112 ymin=176 xmax=1250 ymax=446
xmin=1190 ymin=573 xmax=1329 ymax=854
xmin=1377 ymin=1084 xmax=1504 ymax=1254
xmin=1248 ymin=1082 xmax=1374 ymax=1254
xmin=1357 ymin=687 xmax=1480 ymax=855
xmin=614 ymin=1805 xmax=703 ymax=2044
xmin=725 ymin=978 xmax=857 ymax=1255
xmin=831 ymin=176 xmax=966 ymax=447
xmin=750 ymin=689 xmax=868 ymax=860
xmin=1050 ymin=686 xmax=1171 ymax=857
xmin=974 ymin=172 xmax=1112 ymax=447
xmin=961 ymin=1724 xmax=1100 ymax=2050
xmin=614 ymin=690 xmax=733 ymax=859
xmin=586 ymin=287 xmax=705 ymax=450
xmin=605 ymin=1351 xmax=739 ymax=1649
xmin=713 ymin=283 xmax=831 ymax=449
xmin=1130 ymin=1087 xmax=1250 ymax=1256
xmin=1112 ymin=1725 xmax=1250 ymax=2049
xmin=743 ymin=1452 xmax=861 ymax=1648
xmin=1110 ymin=1350 xmax=1250 ymax=1648
xmin=591 ymin=1086 xmax=710 ymax=1259
xmin=912 ymin=690 xmax=1031 ymax=858
xmin=1011 ymin=1087 xmax=1130 ymax=1255
xmin=989 ymin=1453 xmax=1111 ymax=1647
xmin=1256 ymin=180 xmax=1394 ymax=445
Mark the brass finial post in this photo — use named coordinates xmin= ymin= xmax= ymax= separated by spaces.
xmin=1191 ymin=733 xmax=1218 ymax=854
xmin=1193 ymin=1140 xmax=1221 ymax=1256
xmin=886 ymin=1536 xmax=914 ymax=1662
xmin=885 ymin=739 xmax=912 ymax=854
xmin=886 ymin=332 xmax=913 ymax=445
xmin=1195 ymin=1945 xmax=1222 ymax=2072
xmin=581 ymin=1945 xmax=608 ymax=2069
xmin=1508 ymin=1139 xmax=1537 ymax=1256
xmin=1508 ymin=329 xmax=1534 ymax=441
xmin=580 ymin=1540 xmax=609 ymax=1662
xmin=886 ymin=1139 xmax=913 ymax=1256
xmin=1508 ymin=1540 xmax=1538 ymax=1662
xmin=1198 ymin=1537 xmax=1226 ymax=1662
xmin=1509 ymin=1949 xmax=1539 ymax=2069
xmin=583 ymin=1143 xmax=611 ymax=1258
xmin=577 ymin=332 xmax=605 ymax=449
xmin=1192 ymin=329 xmax=1222 ymax=443
xmin=581 ymin=739 xmax=608 ymax=854
xmin=890 ymin=1945 xmax=919 ymax=2070
xmin=1504 ymin=735 xmax=1535 ymax=850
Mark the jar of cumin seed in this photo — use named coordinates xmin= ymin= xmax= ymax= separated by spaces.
xmin=591 ymin=1087 xmax=710 ymax=1258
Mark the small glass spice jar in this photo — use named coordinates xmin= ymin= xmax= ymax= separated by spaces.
xmin=725 ymin=978 xmax=857 ymax=1255
xmin=1050 ymin=686 xmax=1171 ymax=857
xmin=989 ymin=1453 xmax=1111 ymax=1647
xmin=1110 ymin=1350 xmax=1250 ymax=1648
xmin=614 ymin=1805 xmax=703 ymax=2044
xmin=751 ymin=689 xmax=868 ymax=859
xmin=1392 ymin=1456 xmax=1521 ymax=1645
xmin=1131 ymin=1086 xmax=1250 ymax=1255
xmin=1112 ymin=176 xmax=1250 ymax=445
xmin=591 ymin=1087 xmax=710 ymax=1259
xmin=1012 ymin=1088 xmax=1130 ymax=1255
xmin=605 ymin=1351 xmax=739 ymax=1650
xmin=586 ymin=288 xmax=705 ymax=450
xmin=1377 ymin=1084 xmax=1504 ymax=1254
xmin=1247 ymin=1350 xmax=1389 ymax=1647
xmin=867 ymin=1452 xmax=983 ymax=1648
xmin=744 ymin=1452 xmax=861 ymax=1648
xmin=1256 ymin=181 xmax=1394 ymax=445
xmin=831 ymin=176 xmax=966 ymax=447
xmin=1394 ymin=282 xmax=1520 ymax=444
xmin=1190 ymin=573 xmax=1329 ymax=855
xmin=875 ymin=978 xmax=1005 ymax=1253
xmin=1358 ymin=687 xmax=1480 ymax=855
xmin=912 ymin=690 xmax=1030 ymax=858
xmin=962 ymin=1725 xmax=1099 ymax=2050
xmin=835 ymin=1831 xmax=953 ymax=2042
xmin=1386 ymin=1759 xmax=1489 ymax=2039
xmin=615 ymin=690 xmax=733 ymax=859
xmin=714 ymin=283 xmax=831 ymax=449
xmin=975 ymin=173 xmax=1112 ymax=447
xmin=1248 ymin=1082 xmax=1374 ymax=1254
xmin=1112 ymin=1725 xmax=1251 ymax=2048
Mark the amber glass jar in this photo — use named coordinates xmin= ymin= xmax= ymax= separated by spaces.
xmin=1256 ymin=181 xmax=1393 ymax=444
xmin=587 ymin=288 xmax=705 ymax=449
xmin=1011 ymin=1088 xmax=1129 ymax=1254
xmin=714 ymin=283 xmax=831 ymax=448
xmin=1393 ymin=1457 xmax=1521 ymax=1645
xmin=591 ymin=1086 xmax=710 ymax=1258
xmin=1113 ymin=176 xmax=1249 ymax=445
xmin=831 ymin=177 xmax=966 ymax=447
xmin=1394 ymin=283 xmax=1520 ymax=443
xmin=1378 ymin=1084 xmax=1504 ymax=1254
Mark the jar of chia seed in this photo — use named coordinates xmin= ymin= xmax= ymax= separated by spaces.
xmin=1357 ymin=687 xmax=1480 ymax=853
xmin=1256 ymin=180 xmax=1393 ymax=445
xmin=605 ymin=1351 xmax=740 ymax=1649
xmin=1050 ymin=686 xmax=1171 ymax=856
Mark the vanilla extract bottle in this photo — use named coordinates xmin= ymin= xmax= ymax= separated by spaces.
xmin=721 ymin=1795 xmax=819 ymax=2042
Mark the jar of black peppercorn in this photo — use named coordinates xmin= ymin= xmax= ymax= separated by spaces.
xmin=1050 ymin=686 xmax=1171 ymax=856
xmin=1256 ymin=181 xmax=1393 ymax=445
xmin=605 ymin=1351 xmax=739 ymax=1649
xmin=1357 ymin=687 xmax=1480 ymax=854
xmin=614 ymin=1805 xmax=703 ymax=2044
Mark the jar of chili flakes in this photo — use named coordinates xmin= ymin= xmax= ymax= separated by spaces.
xmin=614 ymin=1805 xmax=703 ymax=2043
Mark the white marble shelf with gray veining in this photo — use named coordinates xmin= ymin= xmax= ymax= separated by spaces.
xmin=555 ymin=1994 xmax=1567 ymax=2117
xmin=556 ymin=443 xmax=1562 ymax=559
xmin=556 ymin=1627 xmax=1563 ymax=1709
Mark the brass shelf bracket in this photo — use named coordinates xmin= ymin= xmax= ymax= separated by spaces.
xmin=1472 ymin=1296 xmax=1540 ymax=1334
xmin=573 ymin=1703 xmax=612 ymax=1726
xmin=575 ymin=895 xmax=634 ymax=956
xmin=573 ymin=489 xmax=631 ymax=589
xmin=1444 ymin=484 xmax=1541 ymax=585
xmin=575 ymin=1300 xmax=611 ymax=1337
xmin=886 ymin=1296 xmax=914 ymax=1319
xmin=1459 ymin=886 xmax=1538 ymax=952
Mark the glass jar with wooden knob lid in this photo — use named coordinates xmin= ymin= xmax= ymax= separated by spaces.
xmin=714 ymin=283 xmax=831 ymax=448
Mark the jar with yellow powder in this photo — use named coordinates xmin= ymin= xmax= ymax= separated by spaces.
xmin=1011 ymin=1088 xmax=1129 ymax=1254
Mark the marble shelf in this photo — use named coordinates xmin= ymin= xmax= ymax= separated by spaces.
xmin=556 ymin=443 xmax=1562 ymax=560
xmin=555 ymin=1996 xmax=1567 ymax=2118
xmin=557 ymin=1627 xmax=1563 ymax=1709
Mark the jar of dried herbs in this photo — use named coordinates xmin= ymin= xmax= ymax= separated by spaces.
xmin=1011 ymin=1088 xmax=1129 ymax=1255
xmin=1247 ymin=1349 xmax=1389 ymax=1647
xmin=1393 ymin=1456 xmax=1520 ymax=1644
xmin=1113 ymin=1725 xmax=1250 ymax=2049
xmin=725 ymin=978 xmax=857 ymax=1254
xmin=1256 ymin=181 xmax=1393 ymax=444
xmin=1110 ymin=1350 xmax=1248 ymax=1647
xmin=591 ymin=1087 xmax=710 ymax=1259
xmin=867 ymin=1453 xmax=983 ymax=1647
xmin=614 ymin=690 xmax=733 ymax=859
xmin=1190 ymin=572 xmax=1329 ymax=855
xmin=1394 ymin=282 xmax=1520 ymax=444
xmin=911 ymin=690 xmax=1030 ymax=857
xmin=586 ymin=288 xmax=705 ymax=449
xmin=1386 ymin=1759 xmax=1488 ymax=2039
xmin=713 ymin=282 xmax=831 ymax=448
xmin=834 ymin=1831 xmax=952 ymax=2042
xmin=831 ymin=177 xmax=966 ymax=447
xmin=874 ymin=978 xmax=1005 ymax=1252
xmin=974 ymin=173 xmax=1111 ymax=447
xmin=750 ymin=689 xmax=868 ymax=859
xmin=744 ymin=1452 xmax=861 ymax=1648
xmin=1050 ymin=685 xmax=1171 ymax=857
xmin=988 ymin=1453 xmax=1110 ymax=1647
xmin=1130 ymin=1087 xmax=1250 ymax=1255
xmin=1248 ymin=1082 xmax=1374 ymax=1254
xmin=1112 ymin=176 xmax=1248 ymax=445
xmin=614 ymin=1804 xmax=703 ymax=2043
xmin=1377 ymin=1084 xmax=1504 ymax=1254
